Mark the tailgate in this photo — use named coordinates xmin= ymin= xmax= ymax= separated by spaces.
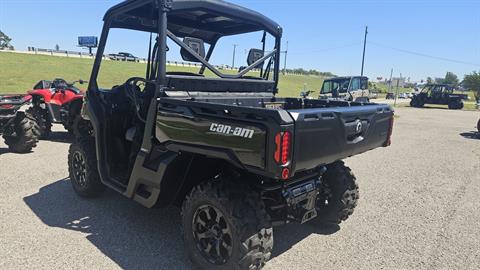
xmin=288 ymin=104 xmax=393 ymax=172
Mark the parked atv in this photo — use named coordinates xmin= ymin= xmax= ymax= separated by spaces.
xmin=410 ymin=84 xmax=464 ymax=110
xmin=0 ymin=95 xmax=40 ymax=153
xmin=27 ymin=78 xmax=87 ymax=138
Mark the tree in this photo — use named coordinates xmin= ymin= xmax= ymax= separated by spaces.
xmin=426 ymin=77 xmax=433 ymax=84
xmin=463 ymin=71 xmax=480 ymax=103
xmin=55 ymin=44 xmax=60 ymax=51
xmin=0 ymin=30 xmax=14 ymax=50
xmin=443 ymin=72 xmax=459 ymax=86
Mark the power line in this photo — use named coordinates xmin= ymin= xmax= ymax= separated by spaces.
xmin=288 ymin=42 xmax=362 ymax=55
xmin=368 ymin=41 xmax=480 ymax=67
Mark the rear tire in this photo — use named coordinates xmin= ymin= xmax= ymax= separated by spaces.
xmin=68 ymin=138 xmax=105 ymax=197
xmin=181 ymin=180 xmax=273 ymax=270
xmin=26 ymin=106 xmax=51 ymax=139
xmin=3 ymin=112 xmax=40 ymax=153
xmin=448 ymin=101 xmax=463 ymax=110
xmin=316 ymin=161 xmax=359 ymax=224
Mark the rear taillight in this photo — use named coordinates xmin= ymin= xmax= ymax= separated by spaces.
xmin=274 ymin=133 xmax=282 ymax=163
xmin=0 ymin=104 xmax=14 ymax=109
xmin=281 ymin=131 xmax=291 ymax=164
xmin=274 ymin=131 xmax=292 ymax=166
xmin=384 ymin=116 xmax=394 ymax=147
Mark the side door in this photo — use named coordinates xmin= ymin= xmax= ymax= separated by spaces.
xmin=320 ymin=80 xmax=334 ymax=99
xmin=429 ymin=86 xmax=443 ymax=104
xmin=360 ymin=77 xmax=369 ymax=98
xmin=349 ymin=77 xmax=362 ymax=100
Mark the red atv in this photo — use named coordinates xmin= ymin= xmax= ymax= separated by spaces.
xmin=27 ymin=78 xmax=87 ymax=138
xmin=0 ymin=94 xmax=40 ymax=153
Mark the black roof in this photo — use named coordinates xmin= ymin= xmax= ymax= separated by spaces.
xmin=104 ymin=0 xmax=282 ymax=43
xmin=324 ymin=76 xmax=368 ymax=81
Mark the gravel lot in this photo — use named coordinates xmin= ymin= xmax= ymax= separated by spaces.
xmin=0 ymin=107 xmax=479 ymax=270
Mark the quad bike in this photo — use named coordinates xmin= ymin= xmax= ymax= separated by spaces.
xmin=27 ymin=78 xmax=89 ymax=138
xmin=0 ymin=95 xmax=40 ymax=153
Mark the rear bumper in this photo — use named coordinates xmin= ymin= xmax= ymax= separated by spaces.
xmin=259 ymin=167 xmax=325 ymax=225
xmin=282 ymin=178 xmax=320 ymax=223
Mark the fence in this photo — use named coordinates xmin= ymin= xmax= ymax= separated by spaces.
xmin=4 ymin=47 xmax=308 ymax=76
xmin=25 ymin=47 xmax=237 ymax=70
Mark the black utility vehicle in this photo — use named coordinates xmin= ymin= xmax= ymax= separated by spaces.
xmin=68 ymin=1 xmax=394 ymax=269
xmin=410 ymin=84 xmax=464 ymax=109
xmin=0 ymin=95 xmax=39 ymax=152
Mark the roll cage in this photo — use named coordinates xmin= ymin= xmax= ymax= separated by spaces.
xmin=420 ymin=84 xmax=454 ymax=94
xmin=88 ymin=0 xmax=283 ymax=95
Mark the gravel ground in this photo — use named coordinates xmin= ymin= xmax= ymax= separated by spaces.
xmin=0 ymin=107 xmax=479 ymax=270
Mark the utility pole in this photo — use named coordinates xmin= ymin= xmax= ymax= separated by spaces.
xmin=283 ymin=41 xmax=289 ymax=75
xmin=388 ymin=68 xmax=394 ymax=94
xmin=361 ymin=26 xmax=368 ymax=77
xmin=394 ymin=72 xmax=402 ymax=107
xmin=232 ymin=44 xmax=238 ymax=69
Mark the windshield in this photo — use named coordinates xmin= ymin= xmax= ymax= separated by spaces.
xmin=321 ymin=78 xmax=351 ymax=94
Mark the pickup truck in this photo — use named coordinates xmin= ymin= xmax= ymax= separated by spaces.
xmin=68 ymin=1 xmax=394 ymax=269
xmin=108 ymin=52 xmax=140 ymax=62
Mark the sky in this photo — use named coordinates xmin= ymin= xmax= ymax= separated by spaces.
xmin=0 ymin=0 xmax=479 ymax=82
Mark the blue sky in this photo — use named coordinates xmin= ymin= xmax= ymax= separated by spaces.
xmin=1 ymin=0 xmax=479 ymax=81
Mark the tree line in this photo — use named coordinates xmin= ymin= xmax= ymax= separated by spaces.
xmin=284 ymin=68 xmax=335 ymax=77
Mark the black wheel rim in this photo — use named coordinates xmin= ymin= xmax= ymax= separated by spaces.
xmin=192 ymin=204 xmax=233 ymax=265
xmin=72 ymin=151 xmax=87 ymax=187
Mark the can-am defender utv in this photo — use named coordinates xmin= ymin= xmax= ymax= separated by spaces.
xmin=410 ymin=84 xmax=464 ymax=110
xmin=0 ymin=95 xmax=40 ymax=153
xmin=68 ymin=1 xmax=394 ymax=269
xmin=319 ymin=76 xmax=370 ymax=103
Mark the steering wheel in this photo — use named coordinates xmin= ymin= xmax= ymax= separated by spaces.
xmin=124 ymin=77 xmax=148 ymax=92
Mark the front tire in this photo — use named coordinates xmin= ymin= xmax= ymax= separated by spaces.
xmin=3 ymin=112 xmax=40 ymax=153
xmin=316 ymin=161 xmax=359 ymax=224
xmin=26 ymin=106 xmax=51 ymax=139
xmin=410 ymin=98 xmax=424 ymax=108
xmin=72 ymin=114 xmax=93 ymax=139
xmin=68 ymin=138 xmax=105 ymax=197
xmin=182 ymin=180 xmax=273 ymax=270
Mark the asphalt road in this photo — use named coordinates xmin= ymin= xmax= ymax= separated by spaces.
xmin=1 ymin=107 xmax=479 ymax=270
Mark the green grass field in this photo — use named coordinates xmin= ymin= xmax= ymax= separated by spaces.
xmin=0 ymin=52 xmax=325 ymax=97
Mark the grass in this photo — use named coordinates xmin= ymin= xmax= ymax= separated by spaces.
xmin=0 ymin=52 xmax=325 ymax=97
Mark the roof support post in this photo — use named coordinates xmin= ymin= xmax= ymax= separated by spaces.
xmin=156 ymin=0 xmax=171 ymax=92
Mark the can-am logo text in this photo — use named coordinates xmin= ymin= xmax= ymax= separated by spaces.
xmin=209 ymin=123 xmax=254 ymax=139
